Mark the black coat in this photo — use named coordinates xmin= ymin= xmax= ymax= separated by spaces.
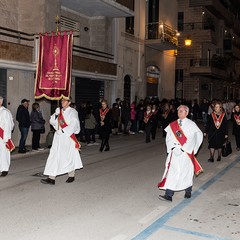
xmin=99 ymin=108 xmax=112 ymax=137
xmin=205 ymin=112 xmax=228 ymax=149
xmin=232 ymin=112 xmax=240 ymax=135
xmin=16 ymin=105 xmax=31 ymax=128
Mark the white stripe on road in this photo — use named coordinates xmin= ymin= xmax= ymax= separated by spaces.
xmin=110 ymin=234 xmax=128 ymax=240
xmin=138 ymin=206 xmax=168 ymax=224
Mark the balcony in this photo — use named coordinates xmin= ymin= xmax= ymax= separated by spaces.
xmin=223 ymin=38 xmax=240 ymax=59
xmin=189 ymin=0 xmax=234 ymax=26
xmin=189 ymin=58 xmax=228 ymax=79
xmin=61 ymin=0 xmax=134 ymax=17
xmin=179 ymin=22 xmax=217 ymax=44
xmin=145 ymin=22 xmax=178 ymax=51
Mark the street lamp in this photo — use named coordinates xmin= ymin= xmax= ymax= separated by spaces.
xmin=185 ymin=37 xmax=192 ymax=46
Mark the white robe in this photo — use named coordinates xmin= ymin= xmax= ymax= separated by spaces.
xmin=160 ymin=118 xmax=203 ymax=191
xmin=0 ymin=106 xmax=14 ymax=172
xmin=43 ymin=107 xmax=83 ymax=176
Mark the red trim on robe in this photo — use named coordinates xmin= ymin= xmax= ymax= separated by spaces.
xmin=58 ymin=109 xmax=81 ymax=149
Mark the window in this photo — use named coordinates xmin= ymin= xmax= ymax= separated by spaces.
xmin=126 ymin=17 xmax=134 ymax=35
xmin=178 ymin=12 xmax=184 ymax=31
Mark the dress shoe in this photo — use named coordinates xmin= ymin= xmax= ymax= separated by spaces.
xmin=66 ymin=177 xmax=75 ymax=183
xmin=0 ymin=171 xmax=8 ymax=177
xmin=158 ymin=195 xmax=172 ymax=202
xmin=184 ymin=192 xmax=191 ymax=199
xmin=208 ymin=158 xmax=214 ymax=162
xmin=18 ymin=150 xmax=26 ymax=153
xmin=40 ymin=178 xmax=55 ymax=185
xmin=217 ymin=156 xmax=221 ymax=161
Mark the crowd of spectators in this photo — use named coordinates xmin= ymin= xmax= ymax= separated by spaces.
xmin=75 ymin=97 xmax=238 ymax=146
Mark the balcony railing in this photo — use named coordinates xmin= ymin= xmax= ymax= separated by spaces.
xmin=178 ymin=21 xmax=215 ymax=31
xmin=145 ymin=22 xmax=178 ymax=46
xmin=190 ymin=56 xmax=227 ymax=70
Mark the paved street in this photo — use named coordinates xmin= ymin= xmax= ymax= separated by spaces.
xmin=1 ymin=125 xmax=240 ymax=240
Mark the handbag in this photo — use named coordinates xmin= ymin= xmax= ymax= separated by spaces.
xmin=40 ymin=126 xmax=45 ymax=134
xmin=222 ymin=140 xmax=232 ymax=157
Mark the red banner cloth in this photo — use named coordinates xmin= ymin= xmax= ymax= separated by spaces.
xmin=34 ymin=32 xmax=73 ymax=100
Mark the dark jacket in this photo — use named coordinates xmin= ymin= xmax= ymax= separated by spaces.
xmin=30 ymin=110 xmax=45 ymax=130
xmin=16 ymin=105 xmax=31 ymax=128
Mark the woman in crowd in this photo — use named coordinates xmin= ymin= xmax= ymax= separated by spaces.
xmin=85 ymin=106 xmax=97 ymax=146
xmin=160 ymin=102 xmax=174 ymax=138
xmin=30 ymin=102 xmax=45 ymax=151
xmin=144 ymin=104 xmax=154 ymax=143
xmin=99 ymin=99 xmax=112 ymax=152
xmin=231 ymin=104 xmax=240 ymax=151
xmin=151 ymin=103 xmax=160 ymax=140
xmin=204 ymin=101 xmax=228 ymax=162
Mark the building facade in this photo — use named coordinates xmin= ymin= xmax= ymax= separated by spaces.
xmin=176 ymin=0 xmax=240 ymax=102
xmin=0 ymin=0 xmax=178 ymax=146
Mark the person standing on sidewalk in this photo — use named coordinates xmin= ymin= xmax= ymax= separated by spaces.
xmin=16 ymin=98 xmax=31 ymax=153
xmin=158 ymin=105 xmax=203 ymax=202
xmin=30 ymin=102 xmax=45 ymax=151
xmin=41 ymin=97 xmax=83 ymax=185
xmin=0 ymin=96 xmax=15 ymax=177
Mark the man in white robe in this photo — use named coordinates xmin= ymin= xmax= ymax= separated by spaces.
xmin=0 ymin=96 xmax=15 ymax=177
xmin=41 ymin=97 xmax=83 ymax=185
xmin=158 ymin=105 xmax=203 ymax=201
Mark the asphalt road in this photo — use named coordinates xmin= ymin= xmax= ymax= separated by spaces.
xmin=1 ymin=125 xmax=240 ymax=240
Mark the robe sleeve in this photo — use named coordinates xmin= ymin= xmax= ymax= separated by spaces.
xmin=49 ymin=108 xmax=60 ymax=130
xmin=2 ymin=109 xmax=14 ymax=142
xmin=181 ymin=122 xmax=203 ymax=154
xmin=62 ymin=109 xmax=80 ymax=136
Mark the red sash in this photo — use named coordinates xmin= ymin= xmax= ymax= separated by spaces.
xmin=0 ymin=127 xmax=15 ymax=152
xmin=234 ymin=113 xmax=240 ymax=125
xmin=99 ymin=108 xmax=110 ymax=122
xmin=58 ymin=109 xmax=81 ymax=149
xmin=144 ymin=111 xmax=153 ymax=123
xmin=211 ymin=112 xmax=225 ymax=129
xmin=158 ymin=120 xmax=203 ymax=188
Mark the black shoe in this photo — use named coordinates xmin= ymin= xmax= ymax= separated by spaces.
xmin=217 ymin=156 xmax=221 ymax=161
xmin=0 ymin=171 xmax=8 ymax=177
xmin=99 ymin=147 xmax=104 ymax=152
xmin=104 ymin=147 xmax=110 ymax=151
xmin=208 ymin=158 xmax=214 ymax=162
xmin=40 ymin=178 xmax=55 ymax=185
xmin=18 ymin=150 xmax=26 ymax=153
xmin=158 ymin=195 xmax=172 ymax=202
xmin=66 ymin=177 xmax=75 ymax=183
xmin=184 ymin=192 xmax=191 ymax=199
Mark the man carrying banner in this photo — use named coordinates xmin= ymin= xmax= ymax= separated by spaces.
xmin=41 ymin=97 xmax=83 ymax=185
xmin=158 ymin=105 xmax=203 ymax=201
xmin=0 ymin=96 xmax=15 ymax=177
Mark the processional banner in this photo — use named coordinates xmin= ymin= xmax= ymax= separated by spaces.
xmin=34 ymin=32 xmax=73 ymax=100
